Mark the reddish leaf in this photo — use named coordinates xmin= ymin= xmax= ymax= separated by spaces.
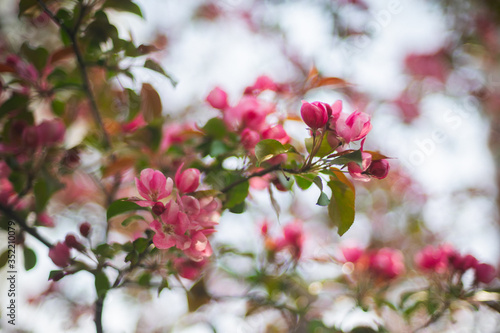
xmin=49 ymin=47 xmax=74 ymax=64
xmin=140 ymin=83 xmax=162 ymax=122
xmin=0 ymin=64 xmax=15 ymax=73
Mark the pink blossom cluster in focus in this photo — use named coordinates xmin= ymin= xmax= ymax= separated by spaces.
xmin=134 ymin=166 xmax=220 ymax=262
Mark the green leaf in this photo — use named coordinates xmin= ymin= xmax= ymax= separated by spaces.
xmin=48 ymin=270 xmax=64 ymax=281
xmin=329 ymin=149 xmax=363 ymax=167
xmin=327 ymin=168 xmax=355 ymax=236
xmin=0 ymin=94 xmax=29 ymax=118
xmin=294 ymin=173 xmax=316 ymax=190
xmin=133 ymin=237 xmax=150 ymax=253
xmin=18 ymin=0 xmax=38 ymax=16
xmin=316 ymin=192 xmax=330 ymax=206
xmin=0 ymin=250 xmax=8 ymax=269
xmin=209 ymin=140 xmax=229 ymax=157
xmin=225 ymin=181 xmax=249 ymax=209
xmin=94 ymin=271 xmax=110 ymax=297
xmin=34 ymin=178 xmax=49 ymax=212
xmin=305 ymin=136 xmax=333 ymax=158
xmin=254 ymin=139 xmax=288 ymax=166
xmin=102 ymin=0 xmax=143 ymax=18
xmin=107 ymin=199 xmax=144 ymax=220
xmin=187 ymin=279 xmax=211 ymax=312
xmin=93 ymin=243 xmax=116 ymax=259
xmin=144 ymin=59 xmax=177 ymax=87
xmin=9 ymin=171 xmax=26 ymax=194
xmin=121 ymin=214 xmax=145 ymax=227
xmin=138 ymin=272 xmax=151 ymax=286
xmin=158 ymin=278 xmax=169 ymax=296
xmin=23 ymin=247 xmax=37 ymax=271
xmin=203 ymin=118 xmax=227 ymax=139
xmin=20 ymin=43 xmax=48 ymax=72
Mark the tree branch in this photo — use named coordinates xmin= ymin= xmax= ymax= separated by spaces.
xmin=95 ymin=295 xmax=105 ymax=333
xmin=36 ymin=0 xmax=112 ymax=149
xmin=0 ymin=202 xmax=53 ymax=248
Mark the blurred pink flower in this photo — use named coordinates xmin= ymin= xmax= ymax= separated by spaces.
xmin=49 ymin=242 xmax=71 ymax=267
xmin=369 ymin=248 xmax=405 ymax=279
xmin=206 ymin=87 xmax=229 ymax=109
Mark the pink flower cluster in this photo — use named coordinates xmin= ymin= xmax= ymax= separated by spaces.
xmin=134 ymin=167 xmax=220 ymax=262
xmin=301 ymin=100 xmax=390 ymax=181
xmin=3 ymin=55 xmax=52 ymax=94
xmin=206 ymin=76 xmax=290 ymax=152
xmin=260 ymin=220 xmax=305 ymax=260
xmin=0 ymin=119 xmax=65 ymax=155
xmin=415 ymin=245 xmax=497 ymax=284
xmin=341 ymin=246 xmax=405 ymax=280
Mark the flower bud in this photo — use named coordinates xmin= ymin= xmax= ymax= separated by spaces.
xmin=79 ymin=222 xmax=91 ymax=237
xmin=240 ymin=128 xmax=260 ymax=150
xmin=49 ymin=242 xmax=71 ymax=267
xmin=152 ymin=202 xmax=166 ymax=216
xmin=367 ymin=159 xmax=390 ymax=179
xmin=206 ymin=87 xmax=228 ymax=109
xmin=475 ymin=263 xmax=496 ymax=284
xmin=175 ymin=165 xmax=200 ymax=194
xmin=65 ymin=234 xmax=85 ymax=251
xmin=300 ymin=101 xmax=328 ymax=130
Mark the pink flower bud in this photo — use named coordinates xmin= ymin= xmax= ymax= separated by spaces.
xmin=64 ymin=234 xmax=85 ymax=251
xmin=37 ymin=119 xmax=65 ymax=146
xmin=37 ymin=212 xmax=54 ymax=227
xmin=452 ymin=254 xmax=478 ymax=272
xmin=49 ymin=242 xmax=71 ymax=267
xmin=79 ymin=222 xmax=91 ymax=237
xmin=367 ymin=159 xmax=390 ymax=179
xmin=475 ymin=263 xmax=496 ymax=284
xmin=206 ymin=87 xmax=228 ymax=109
xmin=175 ymin=164 xmax=200 ymax=194
xmin=240 ymin=128 xmax=260 ymax=150
xmin=300 ymin=101 xmax=328 ymax=129
xmin=341 ymin=246 xmax=364 ymax=263
xmin=369 ymin=248 xmax=405 ymax=279
xmin=152 ymin=202 xmax=166 ymax=216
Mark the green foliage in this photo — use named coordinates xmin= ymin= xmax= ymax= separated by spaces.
xmin=94 ymin=271 xmax=111 ymax=297
xmin=102 ymin=0 xmax=143 ymax=18
xmin=327 ymin=168 xmax=355 ymax=236
xmin=23 ymin=247 xmax=37 ymax=271
xmin=255 ymin=139 xmax=289 ymax=166
xmin=106 ymin=199 xmax=145 ymax=221
xmin=225 ymin=181 xmax=249 ymax=209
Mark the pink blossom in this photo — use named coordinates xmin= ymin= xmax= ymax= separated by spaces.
xmin=347 ymin=152 xmax=372 ymax=182
xmin=175 ymin=164 xmax=200 ymax=194
xmin=474 ymin=263 xmax=496 ymax=284
xmin=367 ymin=159 xmax=390 ymax=179
xmin=49 ymin=242 xmax=71 ymax=267
xmin=37 ymin=119 xmax=65 ymax=146
xmin=262 ymin=124 xmax=290 ymax=144
xmin=122 ymin=113 xmax=147 ymax=133
xmin=206 ymin=87 xmax=229 ymax=109
xmin=336 ymin=110 xmax=372 ymax=143
xmin=244 ymin=75 xmax=279 ymax=95
xmin=135 ymin=168 xmax=173 ymax=205
xmin=300 ymin=101 xmax=328 ymax=130
xmin=174 ymin=257 xmax=208 ymax=280
xmin=151 ymin=201 xmax=190 ymax=250
xmin=0 ymin=160 xmax=11 ymax=178
xmin=275 ymin=221 xmax=305 ymax=260
xmin=414 ymin=244 xmax=456 ymax=273
xmin=223 ymin=96 xmax=272 ymax=132
xmin=240 ymin=128 xmax=260 ymax=150
xmin=37 ymin=212 xmax=55 ymax=227
xmin=184 ymin=230 xmax=214 ymax=262
xmin=341 ymin=246 xmax=364 ymax=263
xmin=450 ymin=254 xmax=478 ymax=272
xmin=330 ymin=100 xmax=343 ymax=122
xmin=369 ymin=248 xmax=405 ymax=279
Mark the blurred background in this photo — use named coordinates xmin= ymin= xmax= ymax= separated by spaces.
xmin=1 ymin=0 xmax=499 ymax=332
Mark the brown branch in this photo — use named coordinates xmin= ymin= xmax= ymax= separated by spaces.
xmin=94 ymin=295 xmax=105 ymax=333
xmin=36 ymin=0 xmax=112 ymax=149
xmin=0 ymin=202 xmax=53 ymax=248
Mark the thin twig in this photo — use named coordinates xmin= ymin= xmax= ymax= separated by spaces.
xmin=36 ymin=0 xmax=112 ymax=149
xmin=0 ymin=202 xmax=53 ymax=248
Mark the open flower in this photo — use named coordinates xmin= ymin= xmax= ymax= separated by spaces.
xmin=135 ymin=169 xmax=173 ymax=206
xmin=336 ymin=110 xmax=372 ymax=143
